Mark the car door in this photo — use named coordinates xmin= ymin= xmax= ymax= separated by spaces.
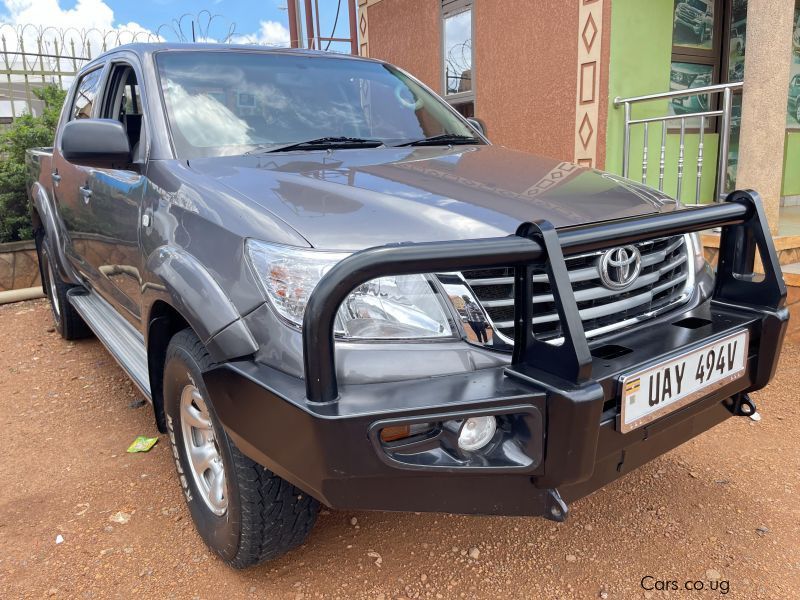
xmin=52 ymin=65 xmax=106 ymax=277
xmin=83 ymin=60 xmax=149 ymax=325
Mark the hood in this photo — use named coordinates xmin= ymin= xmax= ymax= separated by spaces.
xmin=188 ymin=145 xmax=679 ymax=250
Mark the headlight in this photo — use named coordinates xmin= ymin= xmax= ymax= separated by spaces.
xmin=245 ymin=240 xmax=454 ymax=340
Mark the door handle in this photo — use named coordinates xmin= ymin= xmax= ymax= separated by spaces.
xmin=79 ymin=185 xmax=92 ymax=203
xmin=51 ymin=170 xmax=61 ymax=186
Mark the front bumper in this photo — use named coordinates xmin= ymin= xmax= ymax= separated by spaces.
xmin=204 ymin=298 xmax=787 ymax=517
xmin=204 ymin=191 xmax=789 ymax=519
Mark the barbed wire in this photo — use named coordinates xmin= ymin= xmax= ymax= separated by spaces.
xmin=0 ymin=13 xmax=295 ymax=119
xmin=155 ymin=10 xmax=236 ymax=44
xmin=446 ymin=39 xmax=472 ymax=93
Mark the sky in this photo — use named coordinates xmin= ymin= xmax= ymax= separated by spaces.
xmin=0 ymin=0 xmax=351 ymax=49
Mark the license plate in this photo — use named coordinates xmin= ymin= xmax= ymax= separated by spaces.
xmin=619 ymin=330 xmax=749 ymax=433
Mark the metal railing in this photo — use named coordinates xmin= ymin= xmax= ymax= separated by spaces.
xmin=0 ymin=24 xmax=161 ymax=120
xmin=615 ymin=81 xmax=743 ymax=203
xmin=0 ymin=15 xmax=291 ymax=122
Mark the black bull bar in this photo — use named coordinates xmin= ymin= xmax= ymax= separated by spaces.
xmin=303 ymin=190 xmax=787 ymax=403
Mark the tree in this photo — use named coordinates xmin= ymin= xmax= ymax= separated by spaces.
xmin=0 ymin=85 xmax=66 ymax=242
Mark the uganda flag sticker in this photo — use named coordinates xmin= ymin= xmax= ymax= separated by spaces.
xmin=625 ymin=377 xmax=641 ymax=404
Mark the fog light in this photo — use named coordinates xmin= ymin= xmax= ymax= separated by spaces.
xmin=380 ymin=424 xmax=410 ymax=442
xmin=457 ymin=416 xmax=497 ymax=451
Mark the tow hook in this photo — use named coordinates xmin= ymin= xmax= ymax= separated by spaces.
xmin=728 ymin=393 xmax=758 ymax=419
xmin=544 ymin=488 xmax=569 ymax=523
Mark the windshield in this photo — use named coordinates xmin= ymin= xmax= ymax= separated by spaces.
xmin=156 ymin=50 xmax=478 ymax=158
xmin=687 ymin=0 xmax=708 ymax=11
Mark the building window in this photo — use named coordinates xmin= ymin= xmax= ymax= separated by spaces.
xmin=442 ymin=0 xmax=474 ymax=117
xmin=669 ymin=0 xmax=723 ymax=122
xmin=789 ymin=0 xmax=800 ymax=129
xmin=668 ymin=0 xmax=748 ymax=129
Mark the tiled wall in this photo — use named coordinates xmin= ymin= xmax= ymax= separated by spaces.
xmin=0 ymin=241 xmax=41 ymax=292
xmin=703 ymin=235 xmax=800 ymax=342
xmin=702 ymin=234 xmax=800 ymax=267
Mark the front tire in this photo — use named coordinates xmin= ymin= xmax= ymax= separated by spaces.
xmin=163 ymin=329 xmax=319 ymax=568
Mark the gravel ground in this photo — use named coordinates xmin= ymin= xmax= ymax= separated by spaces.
xmin=1 ymin=299 xmax=799 ymax=599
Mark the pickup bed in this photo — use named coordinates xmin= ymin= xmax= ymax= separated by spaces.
xmin=27 ymin=43 xmax=788 ymax=569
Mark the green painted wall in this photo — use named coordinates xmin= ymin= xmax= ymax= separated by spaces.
xmin=605 ymin=0 xmax=718 ymax=203
xmin=784 ymin=133 xmax=800 ymax=196
xmin=605 ymin=0 xmax=796 ymax=202
xmin=624 ymin=130 xmax=720 ymax=203
xmin=606 ymin=0 xmax=674 ymax=177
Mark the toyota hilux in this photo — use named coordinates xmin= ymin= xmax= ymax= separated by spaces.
xmin=26 ymin=44 xmax=788 ymax=568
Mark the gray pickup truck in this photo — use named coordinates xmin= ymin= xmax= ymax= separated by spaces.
xmin=27 ymin=44 xmax=788 ymax=569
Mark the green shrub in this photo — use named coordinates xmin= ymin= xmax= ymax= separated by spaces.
xmin=0 ymin=85 xmax=66 ymax=243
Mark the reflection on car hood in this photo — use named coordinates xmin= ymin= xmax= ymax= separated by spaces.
xmin=188 ymin=145 xmax=679 ymax=250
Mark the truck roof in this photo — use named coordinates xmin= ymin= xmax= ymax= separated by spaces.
xmin=92 ymin=42 xmax=376 ymax=64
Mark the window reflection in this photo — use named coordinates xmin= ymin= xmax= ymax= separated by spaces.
xmin=444 ymin=9 xmax=472 ymax=95
xmin=672 ymin=0 xmax=714 ymax=50
xmin=71 ymin=69 xmax=102 ymax=120
xmin=667 ymin=61 xmax=713 ymax=129
xmin=156 ymin=52 xmax=476 ymax=158
xmin=789 ymin=1 xmax=800 ymax=128
xmin=162 ymin=81 xmax=252 ymax=148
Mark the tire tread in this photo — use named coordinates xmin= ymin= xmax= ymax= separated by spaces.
xmin=167 ymin=329 xmax=318 ymax=568
xmin=36 ymin=230 xmax=92 ymax=340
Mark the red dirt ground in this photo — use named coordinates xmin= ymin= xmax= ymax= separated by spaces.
xmin=1 ymin=299 xmax=798 ymax=599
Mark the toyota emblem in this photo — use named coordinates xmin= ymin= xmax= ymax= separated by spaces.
xmin=599 ymin=245 xmax=642 ymax=290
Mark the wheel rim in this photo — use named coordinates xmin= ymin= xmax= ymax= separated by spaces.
xmin=46 ymin=259 xmax=61 ymax=321
xmin=796 ymin=101 xmax=800 ymax=124
xmin=180 ymin=384 xmax=228 ymax=516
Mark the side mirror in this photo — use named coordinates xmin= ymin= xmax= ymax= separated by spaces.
xmin=61 ymin=118 xmax=131 ymax=168
xmin=467 ymin=117 xmax=487 ymax=138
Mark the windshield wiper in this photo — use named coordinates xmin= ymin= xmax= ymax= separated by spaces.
xmin=394 ymin=133 xmax=481 ymax=147
xmin=247 ymin=137 xmax=385 ymax=154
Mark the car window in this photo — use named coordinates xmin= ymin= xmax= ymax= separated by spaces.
xmin=101 ymin=65 xmax=145 ymax=160
xmin=155 ymin=51 xmax=477 ymax=158
xmin=122 ymin=80 xmax=142 ymax=116
xmin=70 ymin=68 xmax=103 ymax=120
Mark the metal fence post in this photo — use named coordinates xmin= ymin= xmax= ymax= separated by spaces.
xmin=615 ymin=82 xmax=742 ymax=204
xmin=717 ymin=86 xmax=733 ymax=202
xmin=2 ymin=34 xmax=15 ymax=119
xmin=622 ymin=101 xmax=631 ymax=179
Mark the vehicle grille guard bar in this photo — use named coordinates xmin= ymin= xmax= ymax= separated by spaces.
xmin=302 ymin=190 xmax=786 ymax=404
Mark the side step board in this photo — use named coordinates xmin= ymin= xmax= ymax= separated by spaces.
xmin=68 ymin=289 xmax=151 ymax=400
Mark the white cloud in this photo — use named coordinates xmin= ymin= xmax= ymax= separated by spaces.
xmin=0 ymin=0 xmax=159 ymax=94
xmin=2 ymin=0 xmax=151 ymax=36
xmin=230 ymin=20 xmax=290 ymax=47
xmin=162 ymin=81 xmax=252 ymax=148
xmin=1 ymin=1 xmax=289 ymax=48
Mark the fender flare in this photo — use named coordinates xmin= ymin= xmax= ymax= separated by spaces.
xmin=30 ymin=182 xmax=78 ymax=284
xmin=145 ymin=246 xmax=258 ymax=361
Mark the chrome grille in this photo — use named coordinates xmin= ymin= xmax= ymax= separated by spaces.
xmin=461 ymin=235 xmax=691 ymax=342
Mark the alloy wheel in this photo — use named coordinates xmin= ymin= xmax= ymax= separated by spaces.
xmin=46 ymin=259 xmax=61 ymax=321
xmin=180 ymin=384 xmax=228 ymax=516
